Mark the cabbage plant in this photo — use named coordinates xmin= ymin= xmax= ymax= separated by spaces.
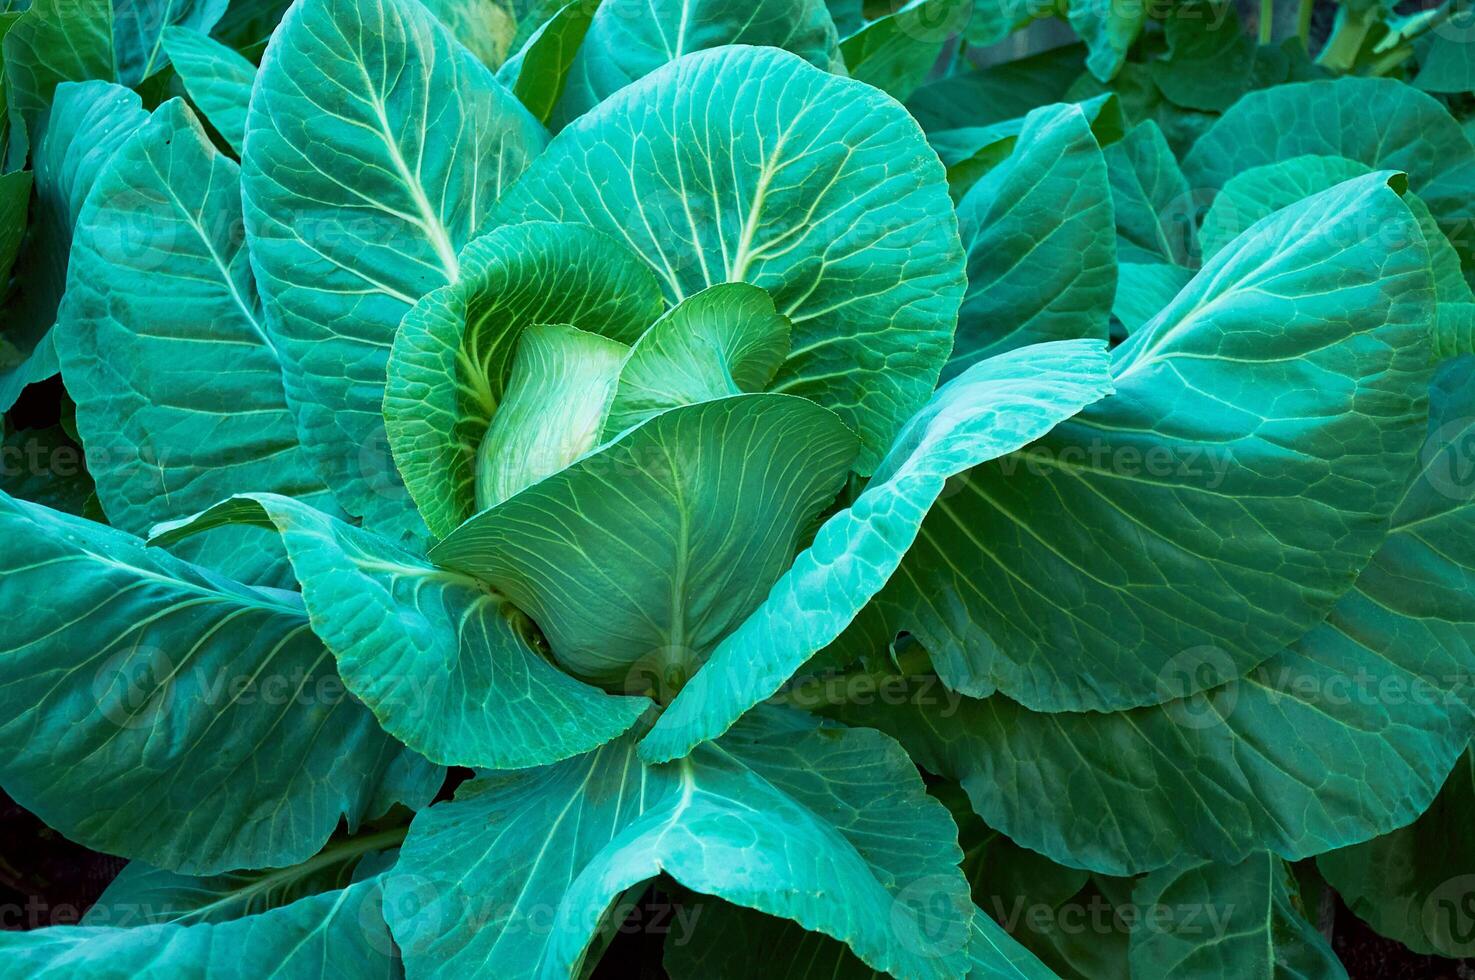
xmin=0 ymin=0 xmax=1474 ymax=977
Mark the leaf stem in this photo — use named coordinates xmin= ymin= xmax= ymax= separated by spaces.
xmin=1260 ymin=0 xmax=1275 ymax=44
xmin=1315 ymin=7 xmax=1374 ymax=71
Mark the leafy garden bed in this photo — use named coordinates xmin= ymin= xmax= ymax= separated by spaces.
xmin=0 ymin=0 xmax=1473 ymax=977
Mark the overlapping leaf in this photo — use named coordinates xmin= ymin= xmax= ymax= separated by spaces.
xmin=494 ymin=44 xmax=967 ymax=472
xmin=0 ymin=493 xmax=440 ymax=875
xmin=844 ymin=174 xmax=1437 ymax=712
xmin=243 ymin=0 xmax=546 ymax=535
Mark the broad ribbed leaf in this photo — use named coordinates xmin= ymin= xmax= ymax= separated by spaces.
xmin=56 ymin=99 xmax=329 ymax=588
xmin=1196 ymin=153 xmax=1475 ymax=359
xmin=849 ymin=173 xmax=1437 ymax=712
xmin=0 ymin=493 xmax=440 ymax=874
xmin=1148 ymin=1 xmax=1255 ymax=113
xmin=641 ymin=340 xmax=1111 ymax=764
xmin=1130 ymin=855 xmax=1344 ymax=979
xmin=1104 ymin=120 xmax=1195 ymax=265
xmin=1198 ymin=154 xmax=1470 ymax=302
xmin=384 ymin=221 xmax=664 ymax=537
xmin=604 ymin=282 xmax=790 ymax=435
xmin=431 ymin=394 xmax=857 ymax=689
xmin=150 ymin=493 xmax=650 ymax=769
xmin=494 ymin=45 xmax=966 ymax=472
xmin=0 ymin=80 xmax=146 ymax=412
xmin=928 ymin=92 xmax=1122 ymax=203
xmin=551 ymin=0 xmax=839 ymax=127
xmin=825 ymin=356 xmax=1475 ymax=873
xmin=1182 ymin=77 xmax=1475 ymax=267
xmin=159 ymin=27 xmax=255 ymax=153
xmin=243 ymin=0 xmax=546 ymax=535
xmin=1417 ymin=35 xmax=1475 ymax=94
xmin=0 ymin=880 xmax=399 ymax=978
xmin=949 ymin=101 xmax=1115 ymax=376
xmin=1319 ymin=749 xmax=1475 ymax=958
xmin=963 ymin=0 xmax=1051 ymax=45
xmin=387 ymin=711 xmax=973 ymax=980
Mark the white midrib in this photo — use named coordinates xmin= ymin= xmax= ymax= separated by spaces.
xmin=729 ymin=149 xmax=784 ymax=282
xmin=361 ymin=70 xmax=460 ymax=283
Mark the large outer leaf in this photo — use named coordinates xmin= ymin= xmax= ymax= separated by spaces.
xmin=386 ymin=711 xmax=973 ymax=980
xmin=431 ymin=394 xmax=857 ymax=688
xmin=384 ymin=221 xmax=664 ymax=537
xmin=1319 ymin=749 xmax=1475 ymax=957
xmin=1129 ymin=855 xmax=1344 ymax=979
xmin=0 ymin=879 xmax=399 ymax=978
xmin=949 ymin=101 xmax=1115 ymax=376
xmin=494 ymin=45 xmax=966 ymax=473
xmin=640 ymin=340 xmax=1112 ymax=764
xmin=0 ymin=80 xmax=146 ymax=412
xmin=850 ymin=173 xmax=1437 ymax=712
xmin=2 ymin=0 xmax=228 ymax=162
xmin=242 ymin=0 xmax=546 ymax=536
xmin=1196 ymin=152 xmax=1475 ymax=362
xmin=151 ymin=493 xmax=651 ymax=770
xmin=824 ymin=356 xmax=1475 ymax=874
xmin=1198 ymin=154 xmax=1470 ymax=305
xmin=0 ymin=493 xmax=440 ymax=874
xmin=56 ymin=99 xmax=330 ymax=589
xmin=1182 ymin=77 xmax=1475 ymax=268
xmin=551 ymin=0 xmax=839 ymax=127
xmin=159 ymin=26 xmax=255 ymax=154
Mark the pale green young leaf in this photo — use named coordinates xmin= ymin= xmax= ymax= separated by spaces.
xmin=603 ymin=282 xmax=791 ymax=436
xmin=431 ymin=395 xmax=857 ymax=689
xmin=384 ymin=221 xmax=664 ymax=538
